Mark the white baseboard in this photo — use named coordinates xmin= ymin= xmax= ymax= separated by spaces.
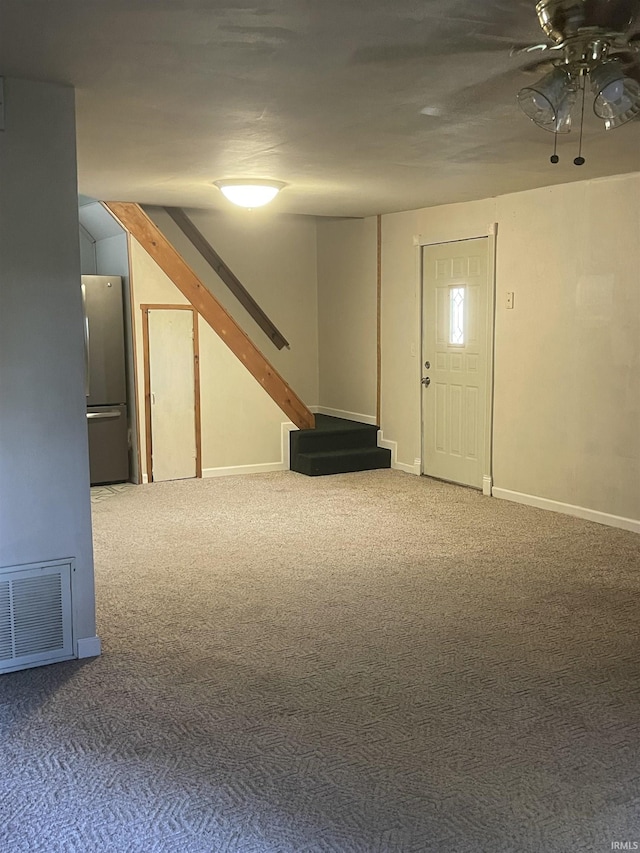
xmin=203 ymin=421 xmax=295 ymax=478
xmin=76 ymin=636 xmax=102 ymax=659
xmin=142 ymin=473 xmax=149 ymax=484
xmin=492 ymin=487 xmax=640 ymax=534
xmin=203 ymin=460 xmax=287 ymax=478
xmin=482 ymin=476 xmax=493 ymax=497
xmin=311 ymin=406 xmax=377 ymax=426
xmin=377 ymin=432 xmax=421 ymax=475
xmin=281 ymin=421 xmax=298 ymax=470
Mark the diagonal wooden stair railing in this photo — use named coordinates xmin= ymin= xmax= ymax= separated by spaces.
xmin=105 ymin=202 xmax=314 ymax=431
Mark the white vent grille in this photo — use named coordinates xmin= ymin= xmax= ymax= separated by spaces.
xmin=0 ymin=582 xmax=12 ymax=661
xmin=0 ymin=561 xmax=73 ymax=673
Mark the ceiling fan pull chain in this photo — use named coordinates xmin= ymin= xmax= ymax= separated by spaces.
xmin=574 ymin=74 xmax=587 ymax=166
xmin=550 ymin=129 xmax=559 ymax=164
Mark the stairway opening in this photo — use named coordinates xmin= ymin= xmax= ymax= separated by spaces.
xmin=290 ymin=414 xmax=391 ymax=476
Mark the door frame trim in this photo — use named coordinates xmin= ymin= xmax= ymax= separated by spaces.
xmin=416 ymin=225 xmax=497 ymax=493
xmin=141 ymin=304 xmax=202 ymax=483
xmin=126 ymin=233 xmax=144 ymax=486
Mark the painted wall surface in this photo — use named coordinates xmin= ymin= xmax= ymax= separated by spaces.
xmin=379 ymin=174 xmax=640 ymax=522
xmin=0 ymin=79 xmax=96 ymax=643
xmin=317 ymin=217 xmax=377 ymax=420
xmin=493 ymin=175 xmax=640 ymax=520
xmin=80 ymin=228 xmax=97 ymax=274
xmin=95 ymin=233 xmax=127 ymax=277
xmin=129 ymin=238 xmax=287 ymax=481
xmin=198 ymin=318 xmax=285 ymax=472
xmin=145 ymin=206 xmax=319 ymax=407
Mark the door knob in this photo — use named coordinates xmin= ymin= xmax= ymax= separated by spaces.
xmin=421 ymin=376 xmax=431 ymax=387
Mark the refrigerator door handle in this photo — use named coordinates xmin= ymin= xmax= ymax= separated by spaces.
xmin=81 ymin=281 xmax=90 ymax=398
xmin=87 ymin=411 xmax=122 ymax=420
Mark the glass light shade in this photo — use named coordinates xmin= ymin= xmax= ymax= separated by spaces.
xmin=214 ymin=179 xmax=286 ymax=208
xmin=517 ymin=67 xmax=577 ymax=132
xmin=590 ymin=60 xmax=640 ymax=129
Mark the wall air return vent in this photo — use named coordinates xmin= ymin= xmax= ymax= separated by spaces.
xmin=0 ymin=560 xmax=73 ymax=674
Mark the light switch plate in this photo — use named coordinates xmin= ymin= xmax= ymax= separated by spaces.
xmin=506 ymin=292 xmax=514 ymax=310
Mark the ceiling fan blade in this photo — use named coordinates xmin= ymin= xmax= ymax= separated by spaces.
xmin=621 ymin=61 xmax=640 ymax=83
xmin=350 ymin=40 xmax=511 ymax=65
xmin=518 ymin=57 xmax=557 ymax=74
xmin=349 ymin=0 xmax=543 ymax=66
xmin=612 ymin=50 xmax=640 ymax=65
xmin=508 ymin=41 xmax=567 ymax=57
xmin=420 ymin=66 xmax=530 ymax=120
xmin=509 ymin=41 xmax=551 ymax=55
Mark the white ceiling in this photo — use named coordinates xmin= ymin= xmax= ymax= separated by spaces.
xmin=1 ymin=0 xmax=639 ymax=217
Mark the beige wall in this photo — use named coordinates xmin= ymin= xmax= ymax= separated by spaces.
xmin=198 ymin=318 xmax=285 ymax=470
xmin=378 ymin=173 xmax=640 ymax=522
xmin=145 ymin=206 xmax=319 ymax=407
xmin=317 ymin=217 xmax=378 ymax=420
xmin=129 ymin=238 xmax=287 ymax=481
xmin=493 ymin=176 xmax=640 ymax=519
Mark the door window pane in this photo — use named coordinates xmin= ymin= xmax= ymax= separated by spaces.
xmin=450 ymin=287 xmax=465 ymax=345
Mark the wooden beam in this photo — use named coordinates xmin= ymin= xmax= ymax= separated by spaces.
xmin=164 ymin=206 xmax=290 ymax=351
xmin=106 ymin=202 xmax=315 ymax=431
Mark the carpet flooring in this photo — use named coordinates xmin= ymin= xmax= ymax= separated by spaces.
xmin=1 ymin=470 xmax=639 ymax=852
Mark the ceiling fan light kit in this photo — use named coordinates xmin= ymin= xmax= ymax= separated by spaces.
xmin=515 ymin=0 xmax=640 ymax=164
xmin=590 ymin=59 xmax=640 ymax=126
xmin=517 ymin=66 xmax=578 ymax=131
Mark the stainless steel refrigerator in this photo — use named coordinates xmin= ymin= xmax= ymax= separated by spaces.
xmin=82 ymin=275 xmax=129 ymax=485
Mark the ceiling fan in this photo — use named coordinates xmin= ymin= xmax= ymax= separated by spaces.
xmin=512 ymin=0 xmax=640 ymax=162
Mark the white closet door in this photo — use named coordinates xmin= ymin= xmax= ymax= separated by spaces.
xmin=148 ymin=309 xmax=196 ymax=482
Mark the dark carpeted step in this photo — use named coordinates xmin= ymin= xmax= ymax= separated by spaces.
xmin=312 ymin=414 xmax=375 ymax=432
xmin=291 ymin=446 xmax=391 ymax=477
xmin=291 ymin=424 xmax=380 ymax=454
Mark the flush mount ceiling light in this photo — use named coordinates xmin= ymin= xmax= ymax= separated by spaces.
xmin=214 ymin=179 xmax=286 ymax=208
xmin=512 ymin=0 xmax=640 ymax=165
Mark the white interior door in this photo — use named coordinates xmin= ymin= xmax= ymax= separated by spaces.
xmin=148 ymin=309 xmax=196 ymax=482
xmin=421 ymin=238 xmax=490 ymax=489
